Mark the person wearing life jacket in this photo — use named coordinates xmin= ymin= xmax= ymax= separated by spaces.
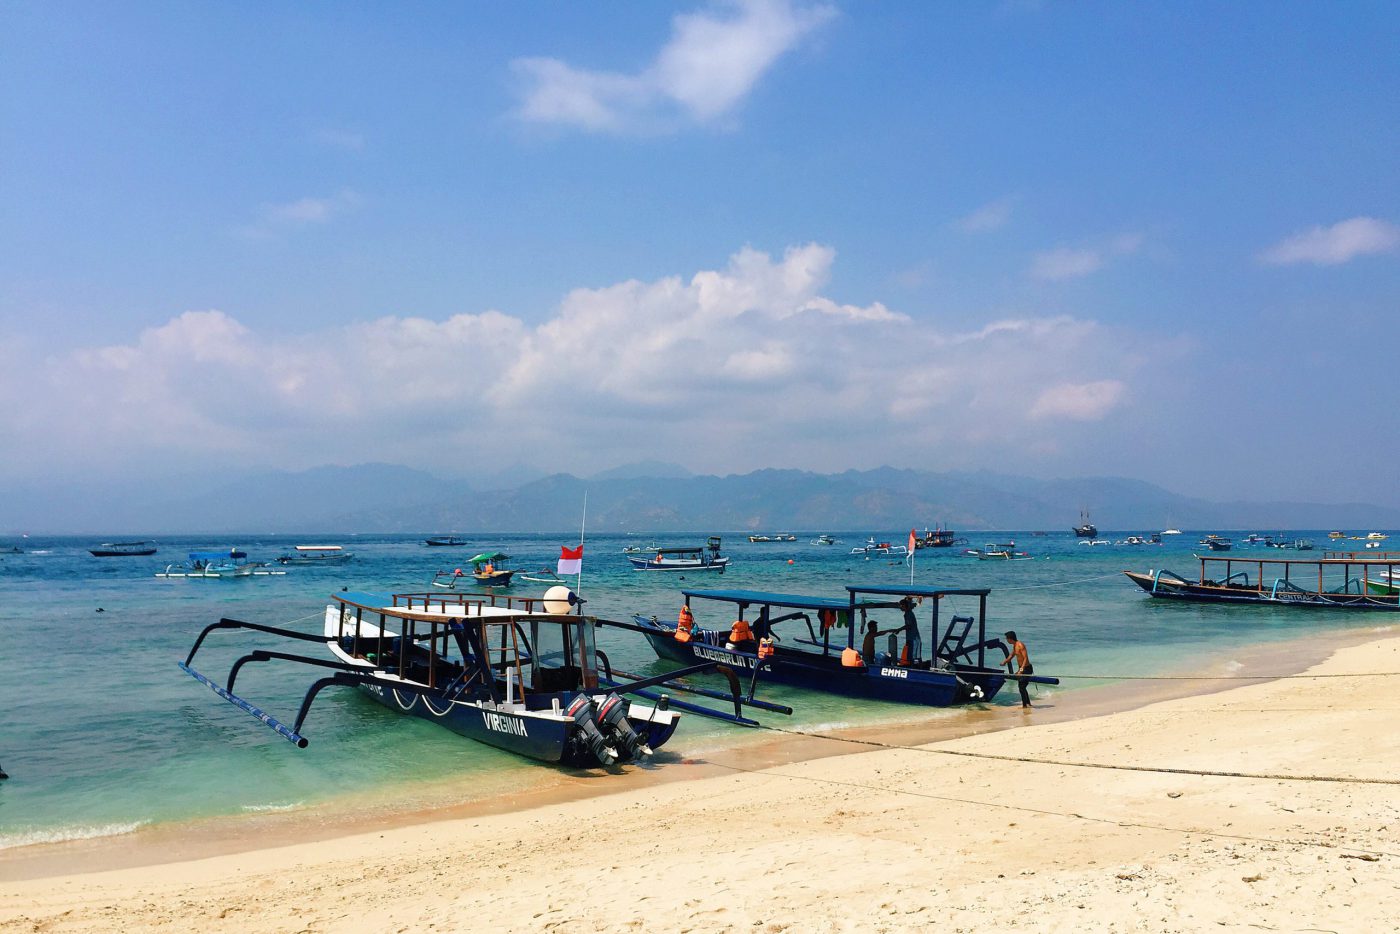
xmin=675 ymin=605 xmax=696 ymax=643
xmin=726 ymin=619 xmax=757 ymax=653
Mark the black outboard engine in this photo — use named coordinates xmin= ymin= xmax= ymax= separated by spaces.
xmin=565 ymin=694 xmax=618 ymax=766
xmin=595 ymin=692 xmax=652 ymax=759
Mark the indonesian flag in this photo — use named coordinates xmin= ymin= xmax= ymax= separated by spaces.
xmin=908 ymin=529 xmax=917 ymax=554
xmin=558 ymin=544 xmax=583 ymax=576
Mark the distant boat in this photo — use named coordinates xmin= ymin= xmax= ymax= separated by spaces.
xmin=1161 ymin=529 xmax=1182 ymax=536
xmin=1205 ymin=538 xmax=1233 ymax=551
xmin=629 ymin=537 xmax=730 ymax=572
xmin=0 ymin=545 xmax=24 ymax=554
xmin=469 ymin=551 xmax=515 ymax=586
xmin=849 ymin=537 xmax=909 ymax=557
xmin=424 ymin=536 xmax=467 ymax=547
xmin=913 ymin=526 xmax=966 ymax=549
xmin=748 ymin=533 xmax=797 ymax=542
xmin=1073 ymin=509 xmax=1097 ymax=538
xmin=810 ymin=534 xmax=837 ymax=546
xmin=156 ymin=549 xmax=285 ymax=579
xmin=275 ymin=545 xmax=353 ymax=566
xmin=90 ymin=540 xmax=157 ymax=557
xmin=969 ymin=542 xmax=1031 ymax=560
xmin=1328 ymin=531 xmax=1347 ymax=539
xmin=622 ymin=541 xmax=660 ymax=554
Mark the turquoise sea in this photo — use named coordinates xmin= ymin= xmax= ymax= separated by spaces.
xmin=1 ymin=530 xmax=1394 ymax=852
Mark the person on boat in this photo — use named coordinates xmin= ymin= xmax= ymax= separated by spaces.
xmin=1001 ymin=631 xmax=1034 ymax=708
xmin=898 ymin=598 xmax=923 ymax=664
xmin=482 ymin=562 xmax=494 ymax=575
xmin=861 ymin=619 xmax=901 ymax=664
xmin=726 ymin=619 xmax=757 ymax=653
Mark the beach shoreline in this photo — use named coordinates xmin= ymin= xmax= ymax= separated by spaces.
xmin=3 ymin=621 xmax=1395 ymax=914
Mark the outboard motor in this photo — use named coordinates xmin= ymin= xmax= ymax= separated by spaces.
xmin=565 ymin=694 xmax=618 ymax=765
xmin=595 ymin=692 xmax=652 ymax=759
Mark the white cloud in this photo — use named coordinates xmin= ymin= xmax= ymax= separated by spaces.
xmin=238 ymin=191 xmax=361 ymax=237
xmin=512 ymin=0 xmax=834 ymax=132
xmin=1258 ymin=216 xmax=1400 ymax=266
xmin=1029 ymin=380 xmax=1127 ymax=421
xmin=956 ymin=197 xmax=1014 ymax=233
xmin=0 ymin=245 xmax=1152 ymax=479
xmin=1029 ymin=232 xmax=1143 ymax=282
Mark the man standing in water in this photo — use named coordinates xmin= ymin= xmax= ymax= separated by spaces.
xmin=1002 ymin=631 xmax=1034 ymax=708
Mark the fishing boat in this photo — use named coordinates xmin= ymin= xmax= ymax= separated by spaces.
xmin=748 ymin=533 xmax=797 ymax=543
xmin=616 ymin=585 xmax=1057 ymax=708
xmin=424 ymin=536 xmax=467 ymax=547
xmin=810 ymin=534 xmax=838 ymax=546
xmin=469 ymin=551 xmax=515 ymax=586
xmin=1073 ymin=509 xmax=1097 ymax=538
xmin=179 ymin=587 xmax=786 ymax=766
xmin=849 ymin=537 xmax=909 ymax=557
xmin=431 ymin=568 xmax=472 ymax=589
xmin=1328 ymin=531 xmax=1347 ymax=540
xmin=275 ymin=544 xmax=354 ymax=566
xmin=1125 ymin=551 xmax=1400 ymax=610
xmin=90 ymin=540 xmax=157 ymax=557
xmin=968 ymin=542 xmax=1031 ymax=560
xmin=914 ymin=526 xmax=967 ymax=549
xmin=1077 ymin=538 xmax=1111 ymax=546
xmin=621 ymin=541 xmax=660 ymax=554
xmin=156 ymin=550 xmax=285 ymax=579
xmin=1205 ymin=537 xmax=1233 ymax=551
xmin=628 ymin=537 xmax=730 ymax=572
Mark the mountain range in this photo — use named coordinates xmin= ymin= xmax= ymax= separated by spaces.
xmin=3 ymin=463 xmax=1396 ymax=535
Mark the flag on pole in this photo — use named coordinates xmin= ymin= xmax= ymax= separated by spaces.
xmin=558 ymin=544 xmax=583 ymax=576
xmin=908 ymin=529 xmax=917 ymax=554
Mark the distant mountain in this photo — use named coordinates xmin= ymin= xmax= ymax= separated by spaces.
xmin=590 ymin=461 xmax=695 ymax=481
xmin=4 ymin=463 xmax=1399 ymax=534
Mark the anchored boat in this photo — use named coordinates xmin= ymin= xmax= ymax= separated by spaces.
xmin=914 ymin=526 xmax=967 ymax=549
xmin=618 ymin=585 xmax=1057 ymax=707
xmin=156 ymin=550 xmax=286 ymax=578
xmin=1125 ymin=551 xmax=1400 ymax=610
xmin=849 ymin=537 xmax=909 ymax=557
xmin=627 ymin=537 xmax=730 ymax=572
xmin=424 ymin=536 xmax=467 ymax=547
xmin=275 ymin=544 xmax=353 ymax=566
xmin=179 ymin=588 xmax=785 ymax=765
xmin=90 ymin=540 xmax=157 ymax=557
xmin=469 ymin=551 xmax=515 ymax=586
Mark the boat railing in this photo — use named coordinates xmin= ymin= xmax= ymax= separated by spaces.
xmin=1324 ymin=550 xmax=1400 ymax=561
xmin=390 ymin=591 xmax=557 ymax=614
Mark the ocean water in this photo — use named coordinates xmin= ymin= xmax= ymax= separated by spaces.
xmin=0 ymin=529 xmax=1393 ymax=851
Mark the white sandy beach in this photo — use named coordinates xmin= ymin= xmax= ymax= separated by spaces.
xmin=4 ymin=634 xmax=1399 ymax=933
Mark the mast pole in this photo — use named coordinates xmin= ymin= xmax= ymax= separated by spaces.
xmin=577 ymin=490 xmax=588 ymax=597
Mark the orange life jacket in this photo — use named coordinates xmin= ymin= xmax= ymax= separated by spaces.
xmin=729 ymin=619 xmax=753 ymax=643
xmin=674 ymin=607 xmax=695 ymax=643
xmin=900 ymin=643 xmax=910 ymax=665
xmin=841 ymin=647 xmax=865 ymax=667
xmin=678 ymin=605 xmax=694 ymax=627
xmin=757 ymin=637 xmax=775 ymax=659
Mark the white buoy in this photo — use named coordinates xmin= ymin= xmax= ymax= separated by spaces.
xmin=543 ymin=585 xmax=579 ymax=615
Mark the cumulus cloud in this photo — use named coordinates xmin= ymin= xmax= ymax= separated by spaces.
xmin=1029 ymin=232 xmax=1143 ymax=282
xmin=512 ymin=0 xmax=834 ymax=132
xmin=1029 ymin=380 xmax=1127 ymax=421
xmin=0 ymin=245 xmax=1151 ymax=479
xmin=1258 ymin=216 xmax=1400 ymax=266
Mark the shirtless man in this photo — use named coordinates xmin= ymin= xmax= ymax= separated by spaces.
xmin=1002 ymin=630 xmax=1034 ymax=708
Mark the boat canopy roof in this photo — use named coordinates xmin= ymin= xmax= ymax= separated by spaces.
xmin=682 ymin=589 xmax=850 ymax=611
xmin=468 ymin=552 xmax=509 ymax=562
xmin=294 ymin=544 xmax=343 ymax=552
xmin=656 ymin=546 xmax=705 ymax=554
xmin=846 ymin=584 xmax=992 ymax=599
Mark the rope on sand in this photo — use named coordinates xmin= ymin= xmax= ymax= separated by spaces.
xmin=754 ymin=724 xmax=1400 ymax=786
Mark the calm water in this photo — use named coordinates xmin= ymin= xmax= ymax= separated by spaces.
xmin=0 ymin=529 xmax=1393 ymax=850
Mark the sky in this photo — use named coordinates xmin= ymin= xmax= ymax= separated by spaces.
xmin=2 ymin=1 xmax=1398 ymax=505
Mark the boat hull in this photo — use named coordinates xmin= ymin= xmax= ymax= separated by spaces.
xmin=627 ymin=557 xmax=729 ymax=572
xmin=1125 ymin=570 xmax=1400 ymax=611
xmin=633 ymin=617 xmax=1004 ymax=706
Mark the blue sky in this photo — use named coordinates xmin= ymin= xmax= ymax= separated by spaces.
xmin=2 ymin=1 xmax=1398 ymax=504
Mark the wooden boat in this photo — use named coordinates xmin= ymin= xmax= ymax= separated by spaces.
xmin=180 ymin=588 xmax=786 ymax=765
xmin=90 ymin=540 xmax=157 ymax=557
xmin=748 ymin=533 xmax=797 ymax=542
xmin=617 ymin=585 xmax=1057 ymax=708
xmin=275 ymin=544 xmax=353 ymax=566
xmin=1125 ymin=551 xmax=1400 ymax=610
xmin=969 ymin=542 xmax=1031 ymax=560
xmin=849 ymin=537 xmax=908 ymax=556
xmin=914 ymin=526 xmax=967 ymax=549
xmin=1073 ymin=509 xmax=1097 ymax=538
xmin=424 ymin=536 xmax=467 ymax=547
xmin=469 ymin=551 xmax=515 ymax=586
xmin=156 ymin=550 xmax=286 ymax=578
xmin=628 ymin=537 xmax=730 ymax=572
xmin=1205 ymin=537 xmax=1233 ymax=551
xmin=810 ymin=534 xmax=838 ymax=546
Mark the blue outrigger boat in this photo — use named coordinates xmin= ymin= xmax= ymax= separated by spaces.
xmin=620 ymin=585 xmax=1057 ymax=707
xmin=181 ymin=587 xmax=788 ymax=767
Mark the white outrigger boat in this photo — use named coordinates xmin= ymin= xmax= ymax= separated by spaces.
xmin=156 ymin=550 xmax=286 ymax=578
xmin=276 ymin=544 xmax=353 ymax=566
xmin=180 ymin=586 xmax=789 ymax=766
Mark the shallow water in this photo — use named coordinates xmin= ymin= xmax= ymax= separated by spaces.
xmin=0 ymin=529 xmax=1392 ymax=850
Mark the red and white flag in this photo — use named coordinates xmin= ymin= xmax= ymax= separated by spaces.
xmin=558 ymin=544 xmax=583 ymax=576
xmin=908 ymin=529 xmax=917 ymax=555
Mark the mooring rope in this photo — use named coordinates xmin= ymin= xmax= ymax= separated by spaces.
xmin=995 ymin=572 xmax=1126 ymax=590
xmin=752 ymin=723 xmax=1400 ymax=786
xmin=703 ymin=757 xmax=1400 ymax=859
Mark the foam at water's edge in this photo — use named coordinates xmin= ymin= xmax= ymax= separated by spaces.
xmin=240 ymin=802 xmax=304 ymax=813
xmin=0 ymin=821 xmax=150 ymax=851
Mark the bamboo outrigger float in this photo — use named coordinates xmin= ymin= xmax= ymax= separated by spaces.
xmin=1125 ymin=551 xmax=1400 ymax=611
xmin=180 ymin=587 xmax=788 ymax=767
